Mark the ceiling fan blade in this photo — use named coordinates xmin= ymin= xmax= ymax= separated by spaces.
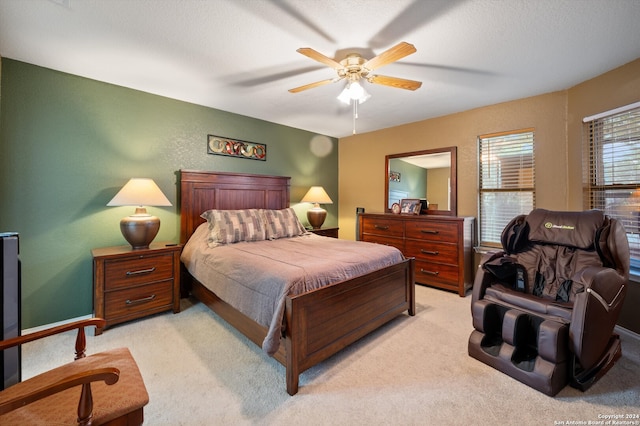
xmin=289 ymin=78 xmax=340 ymax=93
xmin=368 ymin=74 xmax=422 ymax=91
xmin=296 ymin=48 xmax=345 ymax=71
xmin=362 ymin=42 xmax=417 ymax=71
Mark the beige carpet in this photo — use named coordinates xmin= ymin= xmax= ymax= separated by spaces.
xmin=21 ymin=285 xmax=640 ymax=425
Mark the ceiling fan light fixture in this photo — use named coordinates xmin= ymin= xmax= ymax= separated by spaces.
xmin=337 ymin=81 xmax=370 ymax=105
xmin=337 ymin=86 xmax=352 ymax=105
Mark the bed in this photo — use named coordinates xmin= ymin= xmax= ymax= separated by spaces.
xmin=179 ymin=170 xmax=415 ymax=395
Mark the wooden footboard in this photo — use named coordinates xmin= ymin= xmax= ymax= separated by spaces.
xmin=189 ymin=257 xmax=414 ymax=395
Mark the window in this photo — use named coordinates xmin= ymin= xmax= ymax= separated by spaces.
xmin=583 ymin=103 xmax=640 ymax=273
xmin=478 ymin=129 xmax=535 ymax=247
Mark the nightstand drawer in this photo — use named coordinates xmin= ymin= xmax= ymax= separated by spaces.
xmin=105 ymin=280 xmax=174 ymax=319
xmin=104 ymin=253 xmax=174 ymax=290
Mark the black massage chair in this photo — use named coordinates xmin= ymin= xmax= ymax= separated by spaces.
xmin=468 ymin=209 xmax=629 ymax=396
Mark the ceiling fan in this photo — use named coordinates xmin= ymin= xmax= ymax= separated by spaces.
xmin=288 ymin=41 xmax=423 ymax=95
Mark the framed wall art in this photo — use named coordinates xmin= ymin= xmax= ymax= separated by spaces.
xmin=207 ymin=134 xmax=267 ymax=161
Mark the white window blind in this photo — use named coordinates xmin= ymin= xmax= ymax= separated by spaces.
xmin=583 ymin=105 xmax=640 ymax=268
xmin=478 ymin=129 xmax=535 ymax=247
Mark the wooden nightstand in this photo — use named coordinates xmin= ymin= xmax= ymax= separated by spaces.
xmin=92 ymin=242 xmax=182 ymax=335
xmin=309 ymin=227 xmax=339 ymax=238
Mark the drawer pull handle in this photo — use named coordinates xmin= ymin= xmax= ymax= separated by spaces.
xmin=126 ymin=267 xmax=156 ymax=276
xmin=126 ymin=294 xmax=156 ymax=305
xmin=374 ymin=225 xmax=389 ymax=230
xmin=420 ymin=249 xmax=439 ymax=255
xmin=420 ymin=269 xmax=439 ymax=276
xmin=420 ymin=230 xmax=439 ymax=235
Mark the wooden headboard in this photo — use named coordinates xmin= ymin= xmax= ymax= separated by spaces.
xmin=179 ymin=170 xmax=291 ymax=244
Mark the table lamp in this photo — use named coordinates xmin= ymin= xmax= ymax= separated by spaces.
xmin=107 ymin=178 xmax=172 ymax=249
xmin=301 ymin=186 xmax=333 ymax=229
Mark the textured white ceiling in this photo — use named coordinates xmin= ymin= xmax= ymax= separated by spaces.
xmin=1 ymin=0 xmax=640 ymax=138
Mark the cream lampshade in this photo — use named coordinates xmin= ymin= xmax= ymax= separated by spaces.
xmin=107 ymin=178 xmax=172 ymax=249
xmin=301 ymin=186 xmax=333 ymax=229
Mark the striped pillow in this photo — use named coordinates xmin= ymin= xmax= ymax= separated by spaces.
xmin=262 ymin=208 xmax=307 ymax=240
xmin=200 ymin=209 xmax=265 ymax=247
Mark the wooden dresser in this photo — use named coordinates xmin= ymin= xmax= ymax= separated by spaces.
xmin=358 ymin=213 xmax=474 ymax=296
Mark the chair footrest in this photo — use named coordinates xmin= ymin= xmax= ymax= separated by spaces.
xmin=469 ymin=304 xmax=571 ymax=396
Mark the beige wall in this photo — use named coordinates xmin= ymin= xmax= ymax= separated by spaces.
xmin=339 ymin=90 xmax=568 ymax=240
xmin=339 ymin=58 xmax=640 ymax=241
xmin=426 ymin=167 xmax=449 ymax=210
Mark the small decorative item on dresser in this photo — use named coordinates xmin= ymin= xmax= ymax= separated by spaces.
xmin=419 ymin=199 xmax=429 ymax=214
xmin=92 ymin=242 xmax=182 ymax=334
xmin=391 ymin=202 xmax=401 ymax=214
xmin=400 ymin=198 xmax=421 ymax=215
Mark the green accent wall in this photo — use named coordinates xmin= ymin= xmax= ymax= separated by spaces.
xmin=0 ymin=59 xmax=338 ymax=329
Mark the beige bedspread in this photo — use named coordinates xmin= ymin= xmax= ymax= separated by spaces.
xmin=181 ymin=223 xmax=405 ymax=355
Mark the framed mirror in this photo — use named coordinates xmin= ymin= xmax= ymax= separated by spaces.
xmin=385 ymin=146 xmax=457 ymax=216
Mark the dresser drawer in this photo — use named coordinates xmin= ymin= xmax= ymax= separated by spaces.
xmin=361 ymin=235 xmax=405 ymax=252
xmin=105 ymin=280 xmax=174 ymax=319
xmin=104 ymin=253 xmax=174 ymax=290
xmin=405 ymin=221 xmax=458 ymax=243
xmin=404 ymin=240 xmax=458 ymax=264
xmin=414 ymin=260 xmax=459 ymax=286
xmin=362 ymin=218 xmax=403 ymax=237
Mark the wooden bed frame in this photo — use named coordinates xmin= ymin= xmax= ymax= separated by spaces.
xmin=179 ymin=170 xmax=415 ymax=395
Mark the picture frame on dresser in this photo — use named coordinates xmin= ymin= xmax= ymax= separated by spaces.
xmin=400 ymin=199 xmax=421 ymax=215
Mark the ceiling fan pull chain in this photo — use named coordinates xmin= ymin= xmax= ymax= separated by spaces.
xmin=352 ymin=101 xmax=357 ymax=134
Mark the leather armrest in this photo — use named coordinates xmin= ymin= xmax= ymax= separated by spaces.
xmin=571 ymin=266 xmax=626 ymax=307
xmin=471 ymin=251 xmax=506 ymax=304
xmin=570 ymin=267 xmax=627 ymax=369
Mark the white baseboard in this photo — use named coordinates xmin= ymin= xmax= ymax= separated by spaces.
xmin=22 ymin=314 xmax=93 ymax=335
xmin=615 ymin=325 xmax=640 ymax=342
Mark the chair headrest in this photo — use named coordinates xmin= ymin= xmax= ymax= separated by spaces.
xmin=525 ymin=209 xmax=605 ymax=249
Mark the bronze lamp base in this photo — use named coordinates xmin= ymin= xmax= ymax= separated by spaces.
xmin=307 ymin=205 xmax=327 ymax=229
xmin=120 ymin=208 xmax=160 ymax=249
